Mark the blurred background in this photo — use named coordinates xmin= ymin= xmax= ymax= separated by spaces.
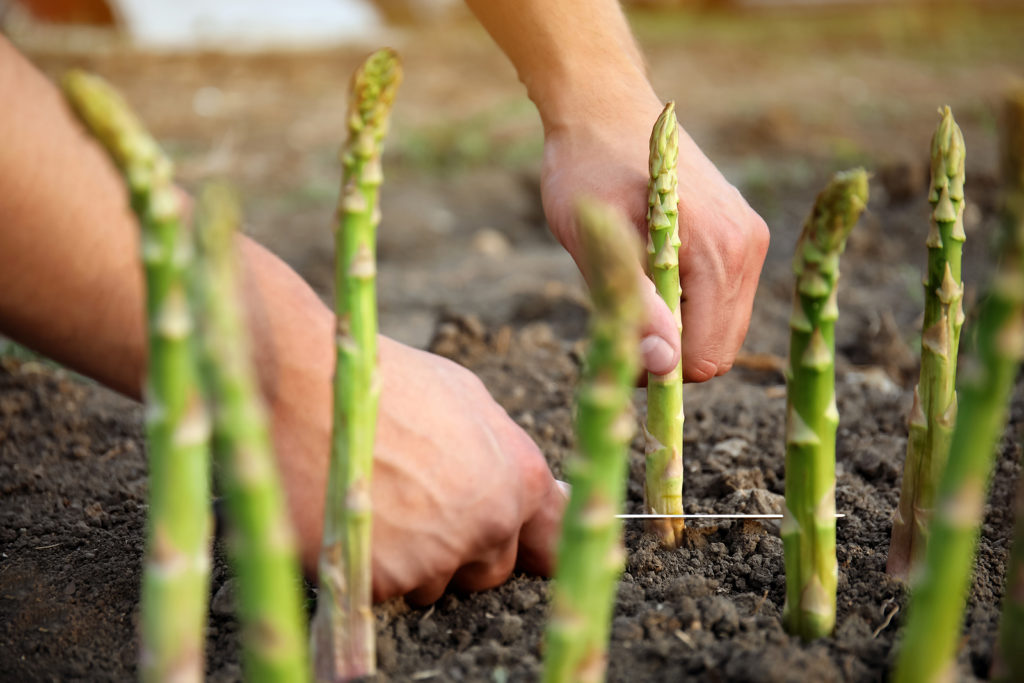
xmin=3 ymin=0 xmax=1023 ymax=368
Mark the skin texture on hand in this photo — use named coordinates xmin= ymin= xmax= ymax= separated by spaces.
xmin=541 ymin=98 xmax=770 ymax=382
xmin=465 ymin=0 xmax=770 ymax=381
xmin=0 ymin=36 xmax=566 ymax=605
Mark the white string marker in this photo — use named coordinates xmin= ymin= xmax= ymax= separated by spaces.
xmin=616 ymin=513 xmax=847 ymax=520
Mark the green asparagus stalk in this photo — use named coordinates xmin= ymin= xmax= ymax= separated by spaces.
xmin=310 ymin=48 xmax=401 ymax=681
xmin=61 ymin=70 xmax=213 ymax=682
xmin=896 ymin=88 xmax=1024 ymax=683
xmin=644 ymin=101 xmax=684 ymax=548
xmin=782 ymin=169 xmax=868 ymax=641
xmin=543 ymin=200 xmax=643 ymax=683
xmin=888 ymin=106 xmax=967 ymax=581
xmin=193 ymin=184 xmax=309 ymax=682
xmin=993 ymin=475 xmax=1024 ymax=682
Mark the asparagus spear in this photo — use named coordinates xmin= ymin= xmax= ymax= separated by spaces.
xmin=644 ymin=101 xmax=685 ymax=548
xmin=993 ymin=475 xmax=1024 ymax=682
xmin=543 ymin=200 xmax=643 ymax=683
xmin=782 ymin=169 xmax=868 ymax=641
xmin=61 ymin=70 xmax=213 ymax=682
xmin=310 ymin=48 xmax=401 ymax=681
xmin=896 ymin=88 xmax=1024 ymax=683
xmin=193 ymin=184 xmax=309 ymax=682
xmin=888 ymin=107 xmax=967 ymax=581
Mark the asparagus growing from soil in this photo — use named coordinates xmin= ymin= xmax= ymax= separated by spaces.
xmin=543 ymin=200 xmax=643 ymax=683
xmin=62 ymin=70 xmax=213 ymax=682
xmin=644 ymin=101 xmax=685 ymax=548
xmin=896 ymin=89 xmax=1024 ymax=683
xmin=888 ymin=106 xmax=967 ymax=581
xmin=782 ymin=169 xmax=868 ymax=641
xmin=193 ymin=184 xmax=309 ymax=682
xmin=310 ymin=48 xmax=401 ymax=681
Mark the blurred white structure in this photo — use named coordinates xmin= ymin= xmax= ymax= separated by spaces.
xmin=112 ymin=0 xmax=381 ymax=50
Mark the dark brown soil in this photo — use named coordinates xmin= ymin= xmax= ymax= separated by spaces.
xmin=4 ymin=5 xmax=1024 ymax=681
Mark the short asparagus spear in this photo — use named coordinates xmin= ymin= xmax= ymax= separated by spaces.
xmin=644 ymin=101 xmax=685 ymax=548
xmin=193 ymin=184 xmax=309 ymax=682
xmin=543 ymin=200 xmax=643 ymax=683
xmin=993 ymin=475 xmax=1024 ymax=682
xmin=310 ymin=48 xmax=401 ymax=681
xmin=896 ymin=89 xmax=1024 ymax=683
xmin=61 ymin=70 xmax=213 ymax=682
xmin=888 ymin=106 xmax=967 ymax=581
xmin=782 ymin=169 xmax=868 ymax=641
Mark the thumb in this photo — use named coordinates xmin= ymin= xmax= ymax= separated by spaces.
xmin=637 ymin=273 xmax=681 ymax=376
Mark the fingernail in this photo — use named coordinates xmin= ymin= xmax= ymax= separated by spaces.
xmin=555 ymin=480 xmax=571 ymax=499
xmin=640 ymin=335 xmax=675 ymax=374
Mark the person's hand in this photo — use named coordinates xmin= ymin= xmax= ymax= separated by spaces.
xmin=541 ymin=96 xmax=770 ymax=381
xmin=248 ymin=255 xmax=565 ymax=604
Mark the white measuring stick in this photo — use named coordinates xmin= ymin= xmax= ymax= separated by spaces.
xmin=616 ymin=513 xmax=847 ymax=520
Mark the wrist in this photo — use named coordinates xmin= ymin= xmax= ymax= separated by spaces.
xmin=529 ymin=60 xmax=659 ymax=138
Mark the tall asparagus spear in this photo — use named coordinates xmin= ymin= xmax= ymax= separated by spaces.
xmin=888 ymin=107 xmax=967 ymax=581
xmin=644 ymin=102 xmax=685 ymax=548
xmin=61 ymin=71 xmax=213 ymax=682
xmin=782 ymin=169 xmax=868 ymax=641
xmin=310 ymin=48 xmax=401 ymax=681
xmin=993 ymin=475 xmax=1024 ymax=682
xmin=896 ymin=89 xmax=1024 ymax=683
xmin=543 ymin=200 xmax=643 ymax=683
xmin=193 ymin=184 xmax=309 ymax=682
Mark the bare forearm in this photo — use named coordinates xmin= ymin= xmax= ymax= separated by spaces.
xmin=464 ymin=0 xmax=656 ymax=133
xmin=0 ymin=38 xmax=332 ymax=402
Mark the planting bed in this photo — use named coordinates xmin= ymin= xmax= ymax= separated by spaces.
xmin=4 ymin=6 xmax=1024 ymax=681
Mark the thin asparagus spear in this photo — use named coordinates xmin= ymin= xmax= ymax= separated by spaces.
xmin=644 ymin=101 xmax=684 ymax=548
xmin=888 ymin=106 xmax=967 ymax=581
xmin=543 ymin=200 xmax=643 ymax=683
xmin=782 ymin=169 xmax=868 ymax=641
xmin=61 ymin=70 xmax=212 ymax=682
xmin=193 ymin=184 xmax=309 ymax=682
xmin=896 ymin=88 xmax=1024 ymax=683
xmin=993 ymin=475 xmax=1024 ymax=682
xmin=310 ymin=48 xmax=401 ymax=681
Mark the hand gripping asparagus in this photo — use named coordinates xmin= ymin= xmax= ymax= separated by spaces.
xmin=310 ymin=48 xmax=401 ymax=681
xmin=896 ymin=89 xmax=1024 ymax=683
xmin=193 ymin=184 xmax=308 ymax=682
xmin=888 ymin=107 xmax=967 ymax=580
xmin=543 ymin=200 xmax=643 ymax=683
xmin=61 ymin=71 xmax=213 ymax=682
xmin=644 ymin=102 xmax=685 ymax=548
xmin=782 ymin=169 xmax=868 ymax=641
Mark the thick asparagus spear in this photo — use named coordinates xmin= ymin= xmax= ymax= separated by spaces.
xmin=644 ymin=101 xmax=685 ymax=548
xmin=61 ymin=70 xmax=213 ymax=682
xmin=888 ymin=107 xmax=967 ymax=581
xmin=993 ymin=475 xmax=1024 ymax=682
xmin=896 ymin=89 xmax=1024 ymax=683
xmin=310 ymin=48 xmax=401 ymax=681
xmin=543 ymin=200 xmax=643 ymax=683
xmin=782 ymin=169 xmax=868 ymax=641
xmin=193 ymin=184 xmax=309 ymax=682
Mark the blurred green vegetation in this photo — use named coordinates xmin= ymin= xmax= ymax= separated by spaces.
xmin=389 ymin=98 xmax=542 ymax=174
xmin=628 ymin=3 xmax=1024 ymax=64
